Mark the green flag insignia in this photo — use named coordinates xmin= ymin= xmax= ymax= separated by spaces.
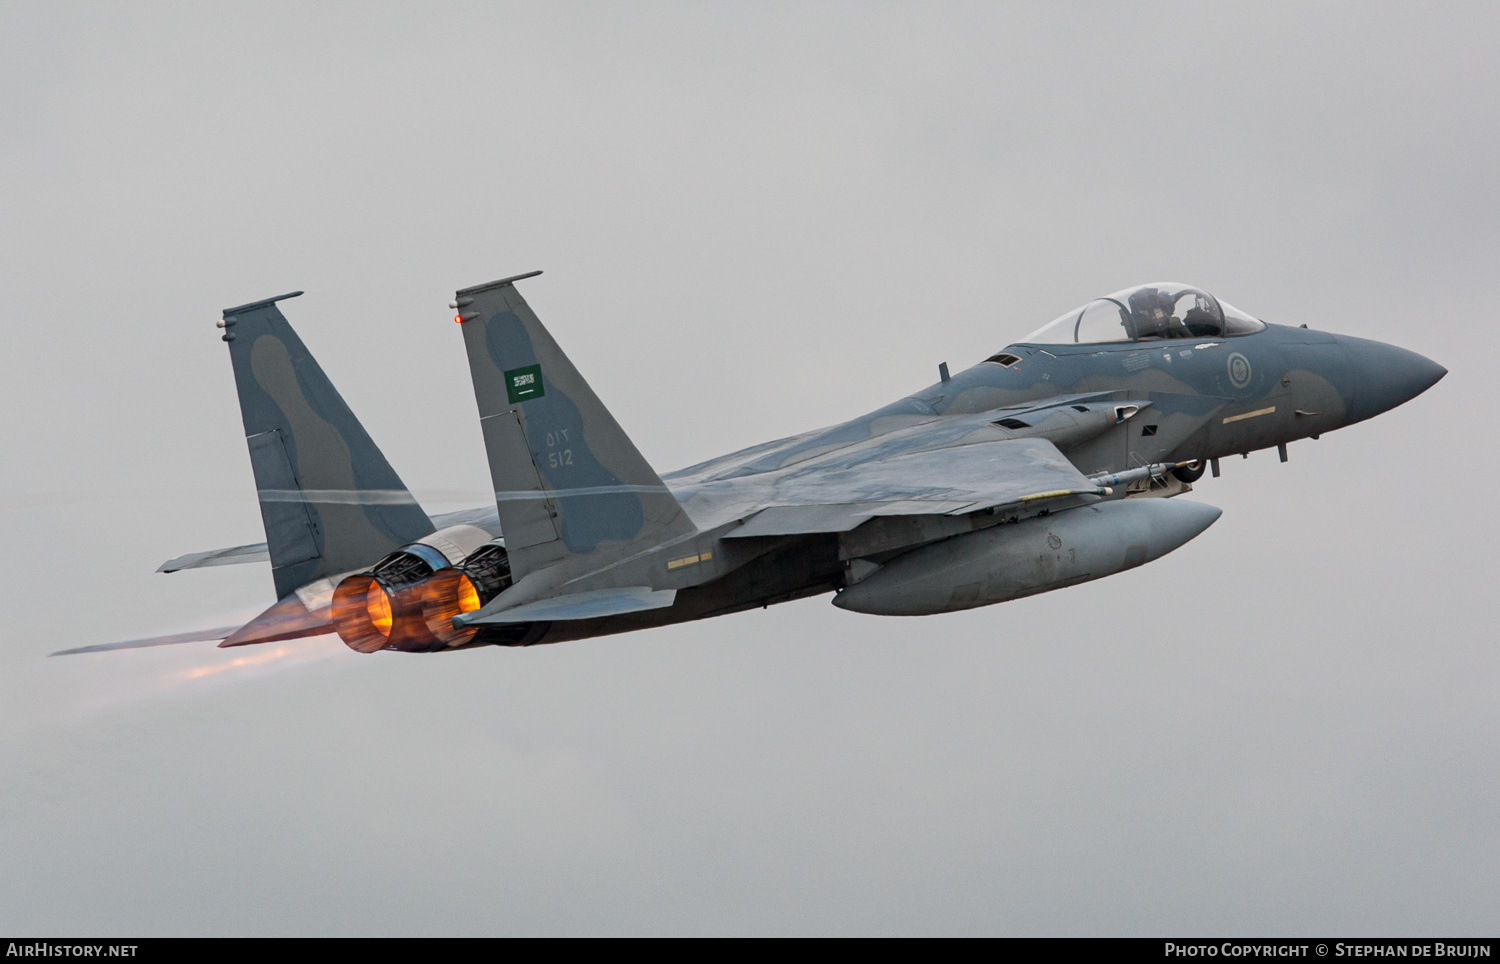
xmin=504 ymin=364 xmax=545 ymax=404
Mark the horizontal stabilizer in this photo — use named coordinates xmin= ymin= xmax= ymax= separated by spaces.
xmin=219 ymin=589 xmax=334 ymax=647
xmin=55 ymin=584 xmax=338 ymax=656
xmin=159 ymin=542 xmax=270 ymax=572
xmin=51 ymin=625 xmax=242 ymax=656
xmin=457 ymin=586 xmax=676 ymax=625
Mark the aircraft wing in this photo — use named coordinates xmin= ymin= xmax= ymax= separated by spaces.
xmin=728 ymin=436 xmax=1100 ymax=537
xmin=158 ymin=542 xmax=271 ymax=572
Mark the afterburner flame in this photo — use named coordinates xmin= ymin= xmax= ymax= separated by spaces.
xmin=419 ymin=569 xmax=481 ymax=648
xmin=332 ymin=575 xmax=394 ymax=653
xmin=458 ymin=576 xmax=481 ymax=613
xmin=332 ymin=569 xmax=485 ymax=653
xmin=367 ymin=583 xmax=392 ymax=634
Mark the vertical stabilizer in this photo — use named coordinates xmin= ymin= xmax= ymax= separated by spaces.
xmin=454 ymin=273 xmax=695 ymax=579
xmin=221 ymin=292 xmax=435 ymax=597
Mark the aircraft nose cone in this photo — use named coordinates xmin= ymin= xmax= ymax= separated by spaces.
xmin=1340 ymin=337 xmax=1447 ymax=423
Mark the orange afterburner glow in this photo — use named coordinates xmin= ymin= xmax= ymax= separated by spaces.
xmin=334 ymin=569 xmax=485 ymax=653
xmin=419 ymin=569 xmax=482 ymax=648
xmin=332 ymin=574 xmax=393 ymax=653
xmin=454 ymin=314 xmax=463 ymax=324
xmin=458 ymin=576 xmax=481 ymax=614
xmin=366 ymin=583 xmax=392 ymax=634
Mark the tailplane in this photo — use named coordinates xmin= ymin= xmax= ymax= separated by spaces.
xmin=221 ymin=292 xmax=435 ymax=598
xmin=454 ymin=273 xmax=695 ymax=580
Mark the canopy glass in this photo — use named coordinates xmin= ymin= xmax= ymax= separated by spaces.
xmin=1021 ymin=283 xmax=1266 ymax=344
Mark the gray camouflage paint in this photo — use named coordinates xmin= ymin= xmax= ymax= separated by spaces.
xmin=455 ymin=276 xmax=696 ymax=585
xmin=149 ymin=280 xmax=1445 ymax=653
xmin=445 ymin=279 xmax=1443 ymax=645
xmin=220 ymin=293 xmax=434 ymax=599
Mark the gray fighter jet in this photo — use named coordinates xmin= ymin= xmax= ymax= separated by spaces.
xmin=56 ymin=275 xmax=1445 ymax=656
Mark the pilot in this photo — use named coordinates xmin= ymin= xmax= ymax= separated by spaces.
xmin=1180 ymin=293 xmax=1222 ymax=337
xmin=1127 ymin=287 xmax=1175 ymax=340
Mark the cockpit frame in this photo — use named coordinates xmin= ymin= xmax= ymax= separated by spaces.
xmin=1016 ymin=283 xmax=1266 ymax=347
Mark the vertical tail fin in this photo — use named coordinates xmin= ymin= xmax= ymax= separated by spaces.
xmin=454 ymin=273 xmax=695 ymax=579
xmin=221 ymin=292 xmax=435 ymax=597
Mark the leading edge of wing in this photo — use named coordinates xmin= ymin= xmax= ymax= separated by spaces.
xmin=728 ymin=500 xmax=980 ymax=537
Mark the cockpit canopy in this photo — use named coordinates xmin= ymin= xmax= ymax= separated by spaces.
xmin=1020 ymin=283 xmax=1266 ymax=345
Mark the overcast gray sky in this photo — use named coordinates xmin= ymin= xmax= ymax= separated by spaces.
xmin=2 ymin=1 xmax=1496 ymax=936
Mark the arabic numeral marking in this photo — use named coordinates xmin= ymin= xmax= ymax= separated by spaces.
xmin=543 ymin=428 xmax=574 ymax=471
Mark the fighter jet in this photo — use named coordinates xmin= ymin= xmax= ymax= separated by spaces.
xmin=55 ymin=275 xmax=1445 ymax=656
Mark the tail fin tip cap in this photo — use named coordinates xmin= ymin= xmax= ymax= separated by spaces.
xmin=222 ymin=291 xmax=305 ymax=317
xmin=456 ymin=271 xmax=543 ymax=297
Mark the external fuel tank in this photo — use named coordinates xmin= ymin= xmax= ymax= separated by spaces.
xmin=833 ymin=498 xmax=1222 ymax=616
